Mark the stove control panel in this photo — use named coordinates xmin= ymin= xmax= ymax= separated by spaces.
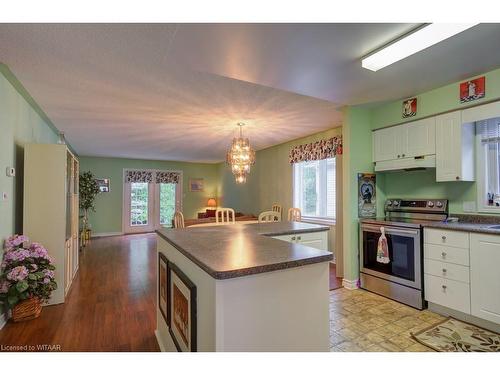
xmin=385 ymin=199 xmax=448 ymax=213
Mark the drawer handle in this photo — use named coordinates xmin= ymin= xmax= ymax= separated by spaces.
xmin=442 ymin=285 xmax=447 ymax=291
xmin=297 ymin=236 xmax=301 ymax=241
xmin=441 ymin=252 xmax=447 ymax=259
xmin=442 ymin=268 xmax=447 ymax=274
xmin=291 ymin=236 xmax=296 ymax=241
xmin=441 ymin=236 xmax=446 ymax=241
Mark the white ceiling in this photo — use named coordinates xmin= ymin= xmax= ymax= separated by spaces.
xmin=0 ymin=23 xmax=499 ymax=162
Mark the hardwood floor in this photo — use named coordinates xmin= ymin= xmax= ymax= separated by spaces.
xmin=0 ymin=234 xmax=160 ymax=352
xmin=329 ymin=263 xmax=343 ymax=290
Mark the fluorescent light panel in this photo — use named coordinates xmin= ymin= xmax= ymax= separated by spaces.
xmin=362 ymin=23 xmax=479 ymax=72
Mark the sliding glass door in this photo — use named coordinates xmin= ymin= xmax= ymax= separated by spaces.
xmin=123 ymin=170 xmax=182 ymax=234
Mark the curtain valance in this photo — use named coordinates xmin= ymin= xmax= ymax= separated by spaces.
xmin=289 ymin=136 xmax=342 ymax=164
xmin=124 ymin=170 xmax=181 ymax=184
xmin=125 ymin=170 xmax=153 ymax=183
xmin=155 ymin=171 xmax=181 ymax=184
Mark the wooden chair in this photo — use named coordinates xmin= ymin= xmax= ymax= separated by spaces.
xmin=272 ymin=203 xmax=282 ymax=220
xmin=173 ymin=211 xmax=185 ymax=228
xmin=216 ymin=208 xmax=236 ymax=224
xmin=288 ymin=207 xmax=302 ymax=222
xmin=258 ymin=210 xmax=281 ymax=223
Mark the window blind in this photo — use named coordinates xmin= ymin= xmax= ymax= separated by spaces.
xmin=478 ymin=118 xmax=500 ymax=144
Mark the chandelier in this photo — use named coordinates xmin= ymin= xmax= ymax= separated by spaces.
xmin=226 ymin=122 xmax=256 ymax=184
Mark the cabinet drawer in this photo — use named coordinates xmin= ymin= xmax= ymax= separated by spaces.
xmin=272 ymin=234 xmax=297 ymax=243
xmin=424 ymin=243 xmax=469 ymax=266
xmin=424 ymin=228 xmax=469 ymax=248
xmin=424 ymin=259 xmax=470 ymax=283
xmin=424 ymin=274 xmax=470 ymax=314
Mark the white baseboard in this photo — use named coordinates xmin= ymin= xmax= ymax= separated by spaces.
xmin=91 ymin=232 xmax=123 ymax=238
xmin=342 ymin=278 xmax=359 ymax=290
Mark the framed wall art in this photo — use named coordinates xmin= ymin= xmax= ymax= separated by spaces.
xmin=158 ymin=252 xmax=170 ymax=326
xmin=358 ymin=173 xmax=376 ymax=218
xmin=169 ymin=262 xmax=197 ymax=352
xmin=460 ymin=76 xmax=485 ymax=103
xmin=188 ymin=178 xmax=204 ymax=192
xmin=95 ymin=178 xmax=110 ymax=193
xmin=402 ymin=97 xmax=417 ymax=118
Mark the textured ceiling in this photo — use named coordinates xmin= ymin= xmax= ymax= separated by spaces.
xmin=0 ymin=23 xmax=499 ymax=162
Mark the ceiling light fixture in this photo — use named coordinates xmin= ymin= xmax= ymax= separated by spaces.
xmin=226 ymin=122 xmax=256 ymax=184
xmin=362 ymin=23 xmax=479 ymax=72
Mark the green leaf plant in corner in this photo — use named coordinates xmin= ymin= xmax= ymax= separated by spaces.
xmin=79 ymin=170 xmax=101 ymax=240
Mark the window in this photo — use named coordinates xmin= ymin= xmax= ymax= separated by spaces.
xmin=293 ymin=157 xmax=336 ymax=220
xmin=477 ymin=117 xmax=500 ymax=211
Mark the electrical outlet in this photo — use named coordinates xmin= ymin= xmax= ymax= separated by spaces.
xmin=463 ymin=201 xmax=476 ymax=212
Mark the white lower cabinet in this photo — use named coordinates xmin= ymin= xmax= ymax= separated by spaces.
xmin=272 ymin=231 xmax=328 ymax=251
xmin=470 ymin=233 xmax=500 ymax=324
xmin=424 ymin=274 xmax=471 ymax=314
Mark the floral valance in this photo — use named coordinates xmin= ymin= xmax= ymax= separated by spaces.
xmin=155 ymin=171 xmax=181 ymax=184
xmin=124 ymin=170 xmax=181 ymax=184
xmin=289 ymin=136 xmax=342 ymax=163
xmin=125 ymin=170 xmax=153 ymax=183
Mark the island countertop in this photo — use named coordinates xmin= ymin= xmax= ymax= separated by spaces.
xmin=156 ymin=222 xmax=333 ymax=280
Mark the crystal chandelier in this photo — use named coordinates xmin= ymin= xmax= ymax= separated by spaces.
xmin=226 ymin=122 xmax=256 ymax=184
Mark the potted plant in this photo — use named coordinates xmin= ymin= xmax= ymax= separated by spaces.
xmin=79 ymin=171 xmax=100 ymax=241
xmin=0 ymin=235 xmax=57 ymax=321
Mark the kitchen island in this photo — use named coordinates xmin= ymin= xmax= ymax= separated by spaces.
xmin=156 ymin=222 xmax=333 ymax=352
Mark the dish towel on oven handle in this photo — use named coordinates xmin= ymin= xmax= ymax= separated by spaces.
xmin=376 ymin=226 xmax=390 ymax=264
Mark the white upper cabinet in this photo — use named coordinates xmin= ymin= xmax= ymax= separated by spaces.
xmin=373 ymin=126 xmax=400 ymax=162
xmin=406 ymin=117 xmax=436 ymax=158
xmin=373 ymin=117 xmax=435 ymax=162
xmin=470 ymin=233 xmax=500 ymax=324
xmin=435 ymin=111 xmax=475 ymax=182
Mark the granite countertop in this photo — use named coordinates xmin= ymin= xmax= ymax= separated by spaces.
xmin=156 ymin=222 xmax=333 ymax=280
xmin=422 ymin=214 xmax=500 ymax=235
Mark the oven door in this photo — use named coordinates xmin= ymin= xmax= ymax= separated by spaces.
xmin=360 ymin=223 xmax=422 ymax=289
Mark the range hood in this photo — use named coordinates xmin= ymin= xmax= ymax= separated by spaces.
xmin=374 ymin=155 xmax=436 ymax=172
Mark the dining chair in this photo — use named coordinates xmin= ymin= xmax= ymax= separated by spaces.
xmin=216 ymin=208 xmax=236 ymax=224
xmin=173 ymin=211 xmax=185 ymax=228
xmin=258 ymin=210 xmax=281 ymax=223
xmin=288 ymin=208 xmax=302 ymax=222
xmin=272 ymin=203 xmax=282 ymax=220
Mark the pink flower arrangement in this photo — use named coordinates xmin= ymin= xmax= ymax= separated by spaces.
xmin=0 ymin=234 xmax=57 ymax=310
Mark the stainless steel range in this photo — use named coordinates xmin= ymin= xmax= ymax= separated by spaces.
xmin=359 ymin=199 xmax=448 ymax=309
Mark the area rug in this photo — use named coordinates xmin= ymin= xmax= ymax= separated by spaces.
xmin=411 ymin=317 xmax=500 ymax=352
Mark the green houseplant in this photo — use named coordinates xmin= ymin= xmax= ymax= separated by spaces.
xmin=79 ymin=171 xmax=100 ymax=239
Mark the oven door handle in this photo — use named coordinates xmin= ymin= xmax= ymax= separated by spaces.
xmin=360 ymin=224 xmax=420 ymax=237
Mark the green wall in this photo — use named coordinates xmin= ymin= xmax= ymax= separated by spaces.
xmin=0 ymin=64 xmax=61 ymax=254
xmin=374 ymin=66 xmax=500 ymax=216
xmin=218 ymin=127 xmax=342 ymax=216
xmin=79 ymin=156 xmax=219 ymax=234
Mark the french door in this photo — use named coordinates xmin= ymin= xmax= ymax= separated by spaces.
xmin=123 ymin=171 xmax=182 ymax=234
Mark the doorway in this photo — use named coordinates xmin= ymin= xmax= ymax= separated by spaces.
xmin=123 ymin=170 xmax=182 ymax=234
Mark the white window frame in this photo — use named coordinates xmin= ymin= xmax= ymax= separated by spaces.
xmin=476 ymin=121 xmax=500 ymax=213
xmin=292 ymin=158 xmax=336 ymax=223
xmin=122 ymin=168 xmax=183 ymax=233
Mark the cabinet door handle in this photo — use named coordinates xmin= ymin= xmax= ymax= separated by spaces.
xmin=397 ymin=155 xmax=401 ymax=158
xmin=456 ymin=176 xmax=460 ymax=180
xmin=291 ymin=236 xmax=296 ymax=241
xmin=297 ymin=236 xmax=301 ymax=241
xmin=441 ymin=252 xmax=447 ymax=259
xmin=402 ymin=153 xmax=405 ymax=157
xmin=442 ymin=285 xmax=447 ymax=291
xmin=442 ymin=268 xmax=447 ymax=274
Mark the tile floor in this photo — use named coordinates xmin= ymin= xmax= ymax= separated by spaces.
xmin=329 ymin=288 xmax=445 ymax=352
